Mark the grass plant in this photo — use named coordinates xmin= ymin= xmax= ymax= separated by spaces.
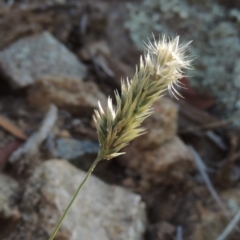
xmin=48 ymin=35 xmax=192 ymax=240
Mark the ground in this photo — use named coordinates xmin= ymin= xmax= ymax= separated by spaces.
xmin=0 ymin=1 xmax=240 ymax=240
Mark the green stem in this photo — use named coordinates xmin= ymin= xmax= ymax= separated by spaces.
xmin=48 ymin=152 xmax=103 ymax=240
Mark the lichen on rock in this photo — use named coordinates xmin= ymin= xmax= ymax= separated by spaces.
xmin=125 ymin=0 xmax=240 ymax=122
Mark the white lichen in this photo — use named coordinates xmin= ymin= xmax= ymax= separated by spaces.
xmin=125 ymin=0 xmax=240 ymax=122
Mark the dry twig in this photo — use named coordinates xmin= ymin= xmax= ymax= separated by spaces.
xmin=205 ymin=130 xmax=227 ymax=151
xmin=180 ymin=116 xmax=237 ymax=134
xmin=217 ymin=209 xmax=240 ymax=240
xmin=188 ymin=146 xmax=229 ymax=217
xmin=9 ymin=105 xmax=57 ymax=165
xmin=176 ymin=226 xmax=183 ymax=240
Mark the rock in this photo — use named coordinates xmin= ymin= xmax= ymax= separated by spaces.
xmin=0 ymin=32 xmax=87 ymax=88
xmin=191 ymin=188 xmax=240 ymax=240
xmin=190 ymin=204 xmax=227 ymax=240
xmin=221 ymin=188 xmax=240 ymax=218
xmin=78 ymin=40 xmax=134 ymax=89
xmin=28 ymin=76 xmax=107 ymax=116
xmin=49 ymin=137 xmax=99 ymax=162
xmin=6 ymin=160 xmax=147 ymax=240
xmin=0 ymin=174 xmax=20 ymax=239
xmin=48 ymin=138 xmax=99 ymax=170
xmin=56 ymin=130 xmax=72 ymax=139
xmin=146 ymin=222 xmax=175 ymax=240
xmin=78 ymin=41 xmax=111 ymax=62
xmin=118 ymin=97 xmax=190 ymax=188
xmin=122 ymin=137 xmax=194 ymax=188
xmin=132 ymin=97 xmax=178 ymax=150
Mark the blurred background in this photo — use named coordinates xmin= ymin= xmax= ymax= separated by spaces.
xmin=0 ymin=0 xmax=240 ymax=240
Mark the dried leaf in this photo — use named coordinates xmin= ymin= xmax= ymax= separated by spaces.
xmin=0 ymin=115 xmax=27 ymax=140
xmin=180 ymin=77 xmax=215 ymax=110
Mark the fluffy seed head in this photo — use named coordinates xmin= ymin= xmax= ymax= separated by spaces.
xmin=144 ymin=35 xmax=192 ymax=98
xmin=94 ymin=35 xmax=192 ymax=160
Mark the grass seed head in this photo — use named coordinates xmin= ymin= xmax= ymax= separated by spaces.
xmin=94 ymin=35 xmax=192 ymax=160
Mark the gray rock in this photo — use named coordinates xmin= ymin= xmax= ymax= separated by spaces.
xmin=7 ymin=160 xmax=147 ymax=240
xmin=0 ymin=174 xmax=20 ymax=239
xmin=0 ymin=174 xmax=19 ymax=219
xmin=51 ymin=138 xmax=99 ymax=160
xmin=0 ymin=32 xmax=87 ymax=88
